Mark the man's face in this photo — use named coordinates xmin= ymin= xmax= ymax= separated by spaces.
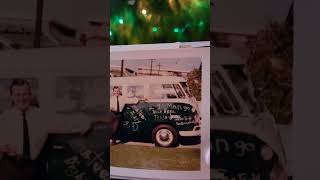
xmin=11 ymin=85 xmax=32 ymax=111
xmin=113 ymin=88 xmax=121 ymax=96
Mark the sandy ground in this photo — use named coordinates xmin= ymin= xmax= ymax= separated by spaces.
xmin=110 ymin=141 xmax=201 ymax=171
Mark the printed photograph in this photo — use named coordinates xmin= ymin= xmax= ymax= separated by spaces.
xmin=211 ymin=0 xmax=293 ymax=179
xmin=110 ymin=58 xmax=202 ymax=170
xmin=0 ymin=77 xmax=109 ymax=180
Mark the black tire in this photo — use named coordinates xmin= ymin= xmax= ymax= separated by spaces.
xmin=152 ymin=124 xmax=179 ymax=147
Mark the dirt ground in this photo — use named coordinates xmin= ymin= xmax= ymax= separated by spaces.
xmin=110 ymin=144 xmax=200 ymax=171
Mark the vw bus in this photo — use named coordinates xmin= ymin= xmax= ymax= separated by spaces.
xmin=111 ymin=75 xmax=201 ymax=147
xmin=211 ymin=49 xmax=288 ymax=179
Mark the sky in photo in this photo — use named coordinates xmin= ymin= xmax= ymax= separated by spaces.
xmin=111 ymin=58 xmax=202 ymax=72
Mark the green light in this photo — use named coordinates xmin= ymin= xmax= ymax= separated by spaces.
xmin=119 ymin=18 xmax=124 ymax=24
xmin=173 ymin=27 xmax=179 ymax=33
xmin=152 ymin=27 xmax=158 ymax=32
xmin=199 ymin=21 xmax=204 ymax=26
xmin=110 ymin=31 xmax=112 ymax=36
xmin=185 ymin=23 xmax=192 ymax=28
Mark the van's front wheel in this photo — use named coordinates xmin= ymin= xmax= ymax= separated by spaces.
xmin=152 ymin=124 xmax=178 ymax=147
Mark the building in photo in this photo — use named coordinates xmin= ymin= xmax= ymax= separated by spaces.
xmin=136 ymin=66 xmax=189 ymax=78
xmin=0 ymin=17 xmax=108 ymax=49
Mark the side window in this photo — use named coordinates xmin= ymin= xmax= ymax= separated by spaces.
xmin=211 ymin=70 xmax=242 ymax=116
xmin=149 ymin=84 xmax=178 ymax=99
xmin=127 ymin=85 xmax=144 ymax=99
xmin=173 ymin=84 xmax=186 ymax=98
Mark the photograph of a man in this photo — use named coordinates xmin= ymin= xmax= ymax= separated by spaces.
xmin=0 ymin=79 xmax=99 ymax=180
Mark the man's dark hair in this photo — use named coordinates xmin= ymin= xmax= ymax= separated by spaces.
xmin=9 ymin=79 xmax=32 ymax=95
xmin=113 ymin=86 xmax=120 ymax=91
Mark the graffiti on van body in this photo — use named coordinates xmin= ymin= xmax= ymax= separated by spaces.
xmin=124 ymin=106 xmax=145 ymax=132
xmin=63 ymin=146 xmax=109 ymax=180
xmin=150 ymin=103 xmax=192 ymax=113
xmin=149 ymin=103 xmax=196 ymax=126
xmin=215 ymin=138 xmax=256 ymax=157
xmin=212 ymin=169 xmax=261 ymax=180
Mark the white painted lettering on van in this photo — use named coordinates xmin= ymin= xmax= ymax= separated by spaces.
xmin=152 ymin=109 xmax=163 ymax=114
xmin=123 ymin=121 xmax=130 ymax=128
xmin=154 ymin=114 xmax=169 ymax=121
xmin=213 ymin=169 xmax=261 ymax=180
xmin=176 ymin=121 xmax=194 ymax=126
xmin=170 ymin=115 xmax=181 ymax=119
xmin=234 ymin=141 xmax=255 ymax=157
xmin=215 ymin=138 xmax=230 ymax=154
xmin=128 ymin=111 xmax=144 ymax=131
xmin=132 ymin=121 xmax=142 ymax=131
xmin=214 ymin=139 xmax=256 ymax=157
xmin=151 ymin=109 xmax=177 ymax=115
xmin=163 ymin=109 xmax=176 ymax=114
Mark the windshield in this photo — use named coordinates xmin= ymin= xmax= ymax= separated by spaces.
xmin=223 ymin=65 xmax=264 ymax=114
xmin=180 ymin=82 xmax=192 ymax=98
xmin=211 ymin=69 xmax=242 ymax=116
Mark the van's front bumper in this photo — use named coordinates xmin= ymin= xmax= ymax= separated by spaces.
xmin=179 ymin=126 xmax=201 ymax=137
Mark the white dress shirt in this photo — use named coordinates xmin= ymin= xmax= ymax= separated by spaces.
xmin=110 ymin=95 xmax=139 ymax=113
xmin=0 ymin=107 xmax=91 ymax=160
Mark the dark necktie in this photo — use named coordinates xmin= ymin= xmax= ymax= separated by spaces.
xmin=22 ymin=111 xmax=31 ymax=160
xmin=116 ymin=96 xmax=120 ymax=113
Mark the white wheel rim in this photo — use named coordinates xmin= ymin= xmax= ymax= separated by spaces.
xmin=156 ymin=128 xmax=174 ymax=147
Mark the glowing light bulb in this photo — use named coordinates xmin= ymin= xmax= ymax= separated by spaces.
xmin=173 ymin=27 xmax=179 ymax=33
xmin=119 ymin=18 xmax=124 ymax=24
xmin=152 ymin=27 xmax=158 ymax=32
xmin=141 ymin=9 xmax=147 ymax=15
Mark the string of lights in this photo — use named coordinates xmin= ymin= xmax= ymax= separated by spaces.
xmin=110 ymin=0 xmax=210 ymax=45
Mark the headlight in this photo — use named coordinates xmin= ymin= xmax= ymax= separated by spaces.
xmin=194 ymin=113 xmax=201 ymax=125
xmin=261 ymin=145 xmax=274 ymax=161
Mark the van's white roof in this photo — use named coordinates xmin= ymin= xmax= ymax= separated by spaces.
xmin=211 ymin=47 xmax=247 ymax=65
xmin=111 ymin=76 xmax=187 ymax=84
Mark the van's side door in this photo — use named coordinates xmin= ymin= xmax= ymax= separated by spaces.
xmin=121 ymin=84 xmax=148 ymax=137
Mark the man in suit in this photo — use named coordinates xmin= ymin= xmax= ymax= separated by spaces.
xmin=110 ymin=86 xmax=139 ymax=145
xmin=0 ymin=79 xmax=100 ymax=179
xmin=110 ymin=86 xmax=122 ymax=145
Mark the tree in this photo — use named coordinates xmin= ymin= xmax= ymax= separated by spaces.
xmin=246 ymin=21 xmax=293 ymax=124
xmin=187 ymin=68 xmax=202 ymax=101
